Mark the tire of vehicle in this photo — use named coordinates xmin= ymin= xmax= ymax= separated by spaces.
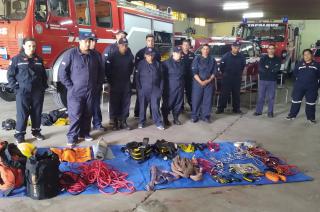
xmin=53 ymin=82 xmax=67 ymax=108
xmin=51 ymin=50 xmax=70 ymax=109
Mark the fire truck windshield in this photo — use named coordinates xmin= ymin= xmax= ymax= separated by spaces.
xmin=0 ymin=0 xmax=29 ymax=20
xmin=239 ymin=23 xmax=286 ymax=43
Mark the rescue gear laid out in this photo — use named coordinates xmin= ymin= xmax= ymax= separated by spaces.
xmin=192 ymin=158 xmax=217 ymax=176
xmin=25 ymin=150 xmax=60 ymax=200
xmin=248 ymin=147 xmax=299 ymax=176
xmin=17 ymin=143 xmax=37 ymax=158
xmin=178 ymin=144 xmax=195 ymax=153
xmin=153 ymin=139 xmax=178 ymax=160
xmin=265 ymin=171 xmax=287 ymax=183
xmin=0 ymin=140 xmax=25 ymax=196
xmin=50 ymin=147 xmax=92 ymax=163
xmin=171 ymin=156 xmax=203 ymax=181
xmin=41 ymin=109 xmax=68 ymax=126
xmin=1 ymin=119 xmax=16 ymax=131
xmin=92 ymin=138 xmax=109 ymax=160
xmin=146 ymin=165 xmax=179 ymax=191
xmin=207 ymin=140 xmax=220 ymax=152
xmin=0 ymin=140 xmax=27 ymax=169
xmin=121 ymin=138 xmax=152 ymax=163
xmin=60 ymin=160 xmax=135 ymax=195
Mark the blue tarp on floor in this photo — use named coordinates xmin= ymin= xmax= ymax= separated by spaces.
xmin=3 ymin=141 xmax=313 ymax=197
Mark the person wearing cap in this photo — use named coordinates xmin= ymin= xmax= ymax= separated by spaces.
xmin=106 ymin=38 xmax=134 ymax=130
xmin=181 ymin=39 xmax=195 ymax=111
xmin=216 ymin=41 xmax=246 ymax=114
xmin=254 ymin=44 xmax=281 ymax=118
xmin=89 ymin=33 xmax=106 ymax=131
xmin=102 ymin=30 xmax=130 ymax=126
xmin=161 ymin=46 xmax=184 ymax=126
xmin=136 ymin=47 xmax=164 ymax=130
xmin=7 ymin=37 xmax=48 ymax=143
xmin=133 ymin=34 xmax=161 ymax=118
xmin=58 ymin=32 xmax=104 ymax=146
xmin=102 ymin=30 xmax=128 ymax=62
xmin=191 ymin=44 xmax=217 ymax=123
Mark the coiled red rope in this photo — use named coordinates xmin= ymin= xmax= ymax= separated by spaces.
xmin=60 ymin=160 xmax=135 ymax=195
xmin=248 ymin=147 xmax=299 ymax=176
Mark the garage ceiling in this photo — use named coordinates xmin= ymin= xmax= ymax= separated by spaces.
xmin=144 ymin=0 xmax=320 ymax=22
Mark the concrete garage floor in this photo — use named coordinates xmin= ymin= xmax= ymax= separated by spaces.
xmin=0 ymin=86 xmax=319 ymax=212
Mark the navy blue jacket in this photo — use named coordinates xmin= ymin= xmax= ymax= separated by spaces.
xmin=7 ymin=52 xmax=48 ymax=92
xmin=58 ymin=47 xmax=104 ymax=96
xmin=258 ymin=55 xmax=281 ymax=81
xmin=162 ymin=57 xmax=184 ymax=96
xmin=220 ymin=52 xmax=246 ymax=79
xmin=103 ymin=42 xmax=132 ymax=78
xmin=293 ymin=60 xmax=320 ymax=87
xmin=192 ymin=55 xmax=217 ymax=81
xmin=135 ymin=47 xmax=161 ymax=68
xmin=136 ymin=60 xmax=163 ymax=94
xmin=106 ymin=49 xmax=134 ymax=88
xmin=181 ymin=51 xmax=195 ymax=78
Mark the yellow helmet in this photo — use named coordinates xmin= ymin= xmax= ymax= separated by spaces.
xmin=17 ymin=143 xmax=37 ymax=158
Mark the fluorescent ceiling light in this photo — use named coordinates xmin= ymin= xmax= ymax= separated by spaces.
xmin=223 ymin=2 xmax=249 ymax=10
xmin=243 ymin=12 xmax=264 ymax=18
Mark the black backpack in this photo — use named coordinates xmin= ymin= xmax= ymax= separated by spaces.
xmin=25 ymin=151 xmax=60 ymax=200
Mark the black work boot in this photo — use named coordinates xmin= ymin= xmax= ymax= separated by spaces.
xmin=112 ymin=119 xmax=119 ymax=131
xmin=173 ymin=117 xmax=182 ymax=125
xmin=216 ymin=109 xmax=224 ymax=114
xmin=120 ymin=119 xmax=131 ymax=130
xmin=163 ymin=117 xmax=171 ymax=126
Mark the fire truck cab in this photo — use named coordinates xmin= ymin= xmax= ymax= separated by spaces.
xmin=236 ymin=21 xmax=300 ymax=76
xmin=0 ymin=0 xmax=173 ymax=107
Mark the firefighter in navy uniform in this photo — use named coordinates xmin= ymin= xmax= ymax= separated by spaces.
xmin=181 ymin=39 xmax=195 ymax=110
xmin=106 ymin=38 xmax=134 ymax=130
xmin=161 ymin=46 xmax=184 ymax=126
xmin=102 ymin=30 xmax=128 ymax=64
xmin=191 ymin=44 xmax=217 ymax=123
xmin=58 ymin=33 xmax=104 ymax=146
xmin=136 ymin=48 xmax=164 ymax=130
xmin=89 ymin=33 xmax=106 ymax=131
xmin=216 ymin=41 xmax=246 ymax=114
xmin=133 ymin=34 xmax=161 ymax=118
xmin=286 ymin=49 xmax=320 ymax=123
xmin=102 ymin=30 xmax=129 ymax=126
xmin=7 ymin=37 xmax=48 ymax=143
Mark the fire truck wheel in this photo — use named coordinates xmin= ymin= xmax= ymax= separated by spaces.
xmin=53 ymin=83 xmax=67 ymax=108
xmin=0 ymin=90 xmax=16 ymax=102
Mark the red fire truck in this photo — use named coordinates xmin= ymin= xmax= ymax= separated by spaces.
xmin=0 ymin=0 xmax=173 ymax=107
xmin=236 ymin=21 xmax=301 ymax=76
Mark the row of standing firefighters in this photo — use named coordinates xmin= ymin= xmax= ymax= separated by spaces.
xmin=6 ymin=31 xmax=320 ymax=146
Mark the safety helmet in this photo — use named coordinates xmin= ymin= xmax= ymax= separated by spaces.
xmin=2 ymin=119 xmax=16 ymax=131
xmin=17 ymin=143 xmax=37 ymax=158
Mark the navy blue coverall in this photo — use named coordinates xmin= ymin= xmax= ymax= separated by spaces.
xmin=7 ymin=52 xmax=48 ymax=140
xmin=161 ymin=57 xmax=184 ymax=120
xmin=288 ymin=60 xmax=320 ymax=120
xmin=58 ymin=47 xmax=104 ymax=143
xmin=91 ymin=49 xmax=104 ymax=129
xmin=134 ymin=47 xmax=161 ymax=117
xmin=218 ymin=52 xmax=246 ymax=112
xmin=106 ymin=49 xmax=134 ymax=121
xmin=181 ymin=51 xmax=195 ymax=109
xmin=136 ymin=60 xmax=163 ymax=126
xmin=191 ymin=55 xmax=217 ymax=120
